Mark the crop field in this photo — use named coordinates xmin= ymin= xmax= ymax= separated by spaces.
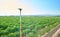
xmin=0 ymin=16 xmax=20 ymax=37
xmin=0 ymin=16 xmax=60 ymax=37
xmin=22 ymin=16 xmax=60 ymax=37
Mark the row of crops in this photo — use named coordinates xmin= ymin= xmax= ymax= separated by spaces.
xmin=0 ymin=16 xmax=60 ymax=37
xmin=0 ymin=16 xmax=20 ymax=37
xmin=22 ymin=16 xmax=60 ymax=37
xmin=58 ymin=32 xmax=60 ymax=37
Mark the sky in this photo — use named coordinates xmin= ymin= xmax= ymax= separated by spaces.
xmin=0 ymin=0 xmax=60 ymax=16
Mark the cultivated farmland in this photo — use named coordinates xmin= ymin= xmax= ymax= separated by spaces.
xmin=22 ymin=16 xmax=60 ymax=37
xmin=0 ymin=16 xmax=60 ymax=37
xmin=0 ymin=16 xmax=20 ymax=37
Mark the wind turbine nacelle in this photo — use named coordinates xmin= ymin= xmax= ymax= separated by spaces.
xmin=19 ymin=8 xmax=22 ymax=11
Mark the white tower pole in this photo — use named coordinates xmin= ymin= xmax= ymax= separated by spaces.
xmin=19 ymin=8 xmax=22 ymax=37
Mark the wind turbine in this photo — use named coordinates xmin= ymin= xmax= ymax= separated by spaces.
xmin=19 ymin=8 xmax=22 ymax=37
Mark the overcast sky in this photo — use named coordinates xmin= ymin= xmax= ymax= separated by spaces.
xmin=0 ymin=0 xmax=60 ymax=16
